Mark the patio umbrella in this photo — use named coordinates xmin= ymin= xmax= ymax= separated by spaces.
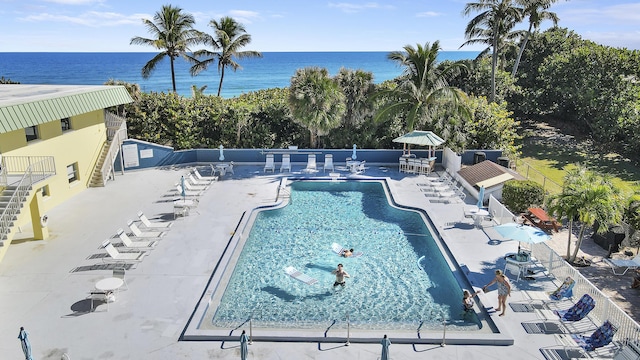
xmin=352 ymin=144 xmax=357 ymax=160
xmin=494 ymin=223 xmax=550 ymax=253
xmin=180 ymin=176 xmax=186 ymax=201
xmin=18 ymin=327 xmax=33 ymax=360
xmin=240 ymin=330 xmax=249 ymax=360
xmin=477 ymin=186 xmax=485 ymax=209
xmin=380 ymin=334 xmax=391 ymax=360
xmin=392 ymin=130 xmax=444 ymax=157
xmin=219 ymin=145 xmax=225 ymax=161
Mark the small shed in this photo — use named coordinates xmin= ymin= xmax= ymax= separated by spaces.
xmin=457 ymin=160 xmax=525 ymax=203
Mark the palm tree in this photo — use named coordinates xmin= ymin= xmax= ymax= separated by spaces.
xmin=462 ymin=0 xmax=523 ymax=103
xmin=511 ymin=0 xmax=559 ymax=77
xmin=374 ymin=42 xmax=469 ymax=134
xmin=188 ymin=17 xmax=262 ymax=97
xmin=288 ymin=67 xmax=345 ymax=148
xmin=130 ymin=5 xmax=200 ymax=93
xmin=547 ymin=165 xmax=623 ymax=263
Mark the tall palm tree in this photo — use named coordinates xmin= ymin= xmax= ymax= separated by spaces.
xmin=547 ymin=165 xmax=623 ymax=263
xmin=511 ymin=0 xmax=559 ymax=77
xmin=462 ymin=0 xmax=523 ymax=102
xmin=130 ymin=5 xmax=200 ymax=93
xmin=374 ymin=42 xmax=469 ymax=134
xmin=189 ymin=17 xmax=262 ymax=97
xmin=288 ymin=67 xmax=345 ymax=148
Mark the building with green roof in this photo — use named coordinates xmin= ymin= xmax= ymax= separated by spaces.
xmin=0 ymin=84 xmax=133 ymax=262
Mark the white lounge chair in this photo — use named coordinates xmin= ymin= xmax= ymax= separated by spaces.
xmin=187 ymin=174 xmax=211 ymax=188
xmin=285 ymin=266 xmax=318 ymax=285
xmin=176 ymin=184 xmax=202 ymax=198
xmin=126 ymin=221 xmax=166 ymax=238
xmin=323 ymin=154 xmax=334 ymax=172
xmin=227 ymin=161 xmax=235 ymax=175
xmin=604 ymin=254 xmax=640 ymax=275
xmin=356 ymin=160 xmax=367 ymax=173
xmin=280 ymin=154 xmax=291 ymax=172
xmin=137 ymin=211 xmax=173 ymax=229
xmin=116 ymin=228 xmax=158 ymax=249
xmin=182 ymin=179 xmax=208 ymax=192
xmin=194 ymin=168 xmax=218 ymax=182
xmin=100 ymin=240 xmax=147 ymax=263
xmin=304 ymin=154 xmax=317 ymax=173
xmin=264 ymin=154 xmax=275 ymax=172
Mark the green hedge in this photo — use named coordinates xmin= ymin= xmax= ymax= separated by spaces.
xmin=501 ymin=180 xmax=545 ymax=214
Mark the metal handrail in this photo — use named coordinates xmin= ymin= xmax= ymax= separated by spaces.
xmin=0 ymin=165 xmax=36 ymax=245
xmin=99 ymin=112 xmax=128 ymax=186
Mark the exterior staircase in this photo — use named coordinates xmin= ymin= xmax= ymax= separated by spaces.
xmin=88 ymin=112 xmax=128 ymax=187
xmin=0 ymin=186 xmax=29 ymax=247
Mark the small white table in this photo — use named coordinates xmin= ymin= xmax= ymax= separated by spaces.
xmin=95 ymin=277 xmax=124 ymax=302
xmin=96 ymin=277 xmax=124 ymax=292
xmin=346 ymin=161 xmax=360 ymax=173
xmin=464 ymin=207 xmax=489 ymax=227
xmin=173 ymin=199 xmax=195 ymax=218
xmin=215 ymin=163 xmax=229 ymax=176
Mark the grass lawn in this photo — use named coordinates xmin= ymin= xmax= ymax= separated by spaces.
xmin=518 ymin=137 xmax=640 ymax=196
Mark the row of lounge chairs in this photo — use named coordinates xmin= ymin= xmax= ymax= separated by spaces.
xmin=520 ymin=276 xmax=631 ymax=358
xmin=173 ymin=168 xmax=217 ymax=217
xmin=419 ymin=169 xmax=466 ymax=203
xmin=264 ymin=154 xmax=366 ymax=174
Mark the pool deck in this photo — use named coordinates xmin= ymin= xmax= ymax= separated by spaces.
xmin=0 ymin=164 xmax=634 ymax=359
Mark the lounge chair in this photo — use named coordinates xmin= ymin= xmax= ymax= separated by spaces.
xmin=323 ymin=154 xmax=334 ymax=172
xmin=285 ymin=266 xmax=318 ymax=285
xmin=524 ymin=276 xmax=575 ymax=304
xmin=187 ymin=174 xmax=211 ymax=188
xmin=100 ymin=240 xmax=147 ymax=263
xmin=535 ymin=294 xmax=595 ymax=331
xmin=137 ymin=211 xmax=173 ymax=229
xmin=182 ymin=179 xmax=208 ymax=192
xmin=555 ymin=320 xmax=617 ymax=358
xmin=604 ymin=254 xmax=640 ymax=275
xmin=304 ymin=154 xmax=317 ymax=173
xmin=115 ymin=228 xmax=157 ymax=249
xmin=264 ymin=154 xmax=275 ymax=173
xmin=126 ymin=221 xmax=166 ymax=238
xmin=227 ymin=161 xmax=235 ymax=175
xmin=175 ymin=185 xmax=203 ymax=198
xmin=356 ymin=160 xmax=367 ymax=174
xmin=194 ymin=168 xmax=218 ymax=182
xmin=280 ymin=154 xmax=291 ymax=172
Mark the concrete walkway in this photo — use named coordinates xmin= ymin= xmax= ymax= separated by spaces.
xmin=0 ymin=164 xmax=629 ymax=359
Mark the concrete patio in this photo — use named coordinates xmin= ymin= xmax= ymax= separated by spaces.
xmin=0 ymin=164 xmax=635 ymax=359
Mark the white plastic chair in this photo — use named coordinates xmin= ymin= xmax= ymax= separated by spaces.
xmin=280 ymin=154 xmax=291 ymax=172
xmin=264 ymin=154 xmax=275 ymax=172
xmin=323 ymin=154 xmax=334 ymax=172
xmin=304 ymin=154 xmax=317 ymax=172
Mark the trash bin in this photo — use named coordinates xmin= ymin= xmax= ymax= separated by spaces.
xmin=497 ymin=156 xmax=510 ymax=168
xmin=473 ymin=152 xmax=486 ymax=164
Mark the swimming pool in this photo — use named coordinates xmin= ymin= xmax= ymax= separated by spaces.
xmin=200 ymin=180 xmax=481 ymax=332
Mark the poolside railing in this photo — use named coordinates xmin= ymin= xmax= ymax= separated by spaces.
xmin=531 ymin=242 xmax=640 ymax=346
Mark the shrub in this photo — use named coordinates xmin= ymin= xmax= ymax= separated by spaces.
xmin=501 ymin=180 xmax=545 ymax=214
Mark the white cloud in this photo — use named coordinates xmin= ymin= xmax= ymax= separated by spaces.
xmin=20 ymin=11 xmax=147 ymax=27
xmin=559 ymin=3 xmax=640 ymax=24
xmin=228 ymin=9 xmax=261 ymax=24
xmin=416 ymin=11 xmax=441 ymax=18
xmin=581 ymin=30 xmax=640 ymax=50
xmin=328 ymin=2 xmax=393 ymax=13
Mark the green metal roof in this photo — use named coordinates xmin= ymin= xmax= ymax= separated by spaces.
xmin=0 ymin=85 xmax=133 ymax=134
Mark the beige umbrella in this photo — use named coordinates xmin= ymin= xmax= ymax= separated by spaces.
xmin=392 ymin=130 xmax=445 ymax=157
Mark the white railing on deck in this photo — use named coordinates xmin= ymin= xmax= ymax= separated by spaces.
xmin=532 ymin=242 xmax=640 ymax=346
xmin=487 ymin=194 xmax=516 ymax=225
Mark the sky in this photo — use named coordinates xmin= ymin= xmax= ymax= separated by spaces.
xmin=1 ymin=0 xmax=639 ymax=52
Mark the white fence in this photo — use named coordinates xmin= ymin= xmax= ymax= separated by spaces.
xmin=487 ymin=194 xmax=516 ymax=225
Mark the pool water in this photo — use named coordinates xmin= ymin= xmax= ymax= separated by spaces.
xmin=208 ymin=180 xmax=479 ymax=331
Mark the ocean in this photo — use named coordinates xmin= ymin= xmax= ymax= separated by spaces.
xmin=0 ymin=51 xmax=479 ymax=98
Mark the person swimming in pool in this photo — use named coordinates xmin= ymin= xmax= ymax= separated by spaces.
xmin=341 ymin=248 xmax=354 ymax=257
xmin=332 ymin=264 xmax=350 ymax=287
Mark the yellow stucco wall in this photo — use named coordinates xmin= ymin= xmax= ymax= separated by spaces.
xmin=0 ymin=128 xmax=28 ymax=153
xmin=2 ymin=109 xmax=106 ymax=223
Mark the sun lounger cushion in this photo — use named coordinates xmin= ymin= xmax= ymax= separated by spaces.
xmin=570 ymin=320 xmax=617 ymax=352
xmin=285 ymin=266 xmax=318 ymax=285
xmin=550 ymin=277 xmax=575 ymax=300
xmin=554 ymin=294 xmax=595 ymax=321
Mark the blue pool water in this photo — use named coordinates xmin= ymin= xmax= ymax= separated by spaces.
xmin=208 ymin=180 xmax=479 ymax=331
